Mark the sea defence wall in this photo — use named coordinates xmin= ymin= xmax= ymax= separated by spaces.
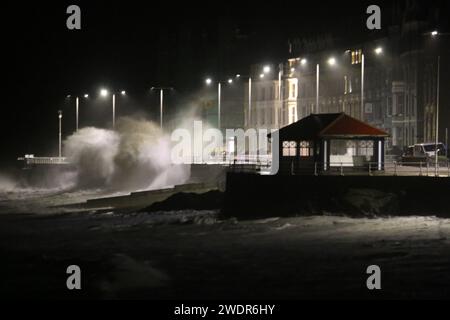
xmin=69 ymin=183 xmax=218 ymax=211
xmin=224 ymin=173 xmax=450 ymax=218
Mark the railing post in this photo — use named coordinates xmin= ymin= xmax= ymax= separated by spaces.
xmin=448 ymin=160 xmax=450 ymax=177
xmin=419 ymin=162 xmax=423 ymax=176
xmin=368 ymin=163 xmax=372 ymax=176
xmin=426 ymin=161 xmax=429 ymax=177
xmin=314 ymin=162 xmax=318 ymax=176
xmin=436 ymin=162 xmax=440 ymax=178
xmin=394 ymin=161 xmax=397 ymax=176
xmin=340 ymin=163 xmax=343 ymax=176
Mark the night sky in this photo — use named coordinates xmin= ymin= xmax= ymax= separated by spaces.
xmin=1 ymin=0 xmax=448 ymax=167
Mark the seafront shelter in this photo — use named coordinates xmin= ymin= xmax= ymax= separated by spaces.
xmin=269 ymin=113 xmax=389 ymax=175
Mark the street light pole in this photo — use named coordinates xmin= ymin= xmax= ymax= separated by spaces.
xmin=248 ymin=77 xmax=252 ymax=127
xmin=160 ymin=89 xmax=164 ymax=129
xmin=278 ymin=66 xmax=283 ymax=128
xmin=151 ymin=87 xmax=173 ymax=130
xmin=218 ymin=82 xmax=222 ymax=129
xmin=361 ymin=53 xmax=365 ymax=121
xmin=76 ymin=97 xmax=79 ymax=132
xmin=112 ymin=93 xmax=116 ymax=129
xmin=58 ymin=110 xmax=63 ymax=158
xmin=316 ymin=64 xmax=320 ymax=113
xmin=435 ymin=55 xmax=440 ymax=176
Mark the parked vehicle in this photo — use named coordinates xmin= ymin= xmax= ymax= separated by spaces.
xmin=402 ymin=143 xmax=448 ymax=164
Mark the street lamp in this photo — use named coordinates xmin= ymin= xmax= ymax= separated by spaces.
xmin=205 ymin=78 xmax=222 ymax=129
xmin=151 ymin=87 xmax=173 ymax=130
xmin=99 ymin=88 xmax=125 ymax=129
xmin=263 ymin=66 xmax=271 ymax=74
xmin=58 ymin=110 xmax=63 ymax=158
xmin=431 ymin=30 xmax=439 ymax=37
xmin=234 ymin=74 xmax=253 ymax=128
xmin=327 ymin=57 xmax=337 ymax=66
xmin=67 ymin=94 xmax=89 ymax=132
xmin=315 ymin=57 xmax=338 ymax=114
xmin=436 ymin=55 xmax=440 ymax=176
xmin=359 ymin=47 xmax=384 ymax=121
xmin=204 ymin=77 xmax=237 ymax=129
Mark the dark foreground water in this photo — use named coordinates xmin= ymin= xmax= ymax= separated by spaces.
xmin=1 ymin=210 xmax=449 ymax=300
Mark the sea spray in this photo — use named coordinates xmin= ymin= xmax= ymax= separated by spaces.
xmin=64 ymin=117 xmax=190 ymax=191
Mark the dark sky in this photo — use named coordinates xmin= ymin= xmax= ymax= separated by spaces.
xmin=1 ymin=0 xmax=447 ymax=167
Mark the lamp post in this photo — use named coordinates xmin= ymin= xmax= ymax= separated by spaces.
xmin=315 ymin=57 xmax=337 ymax=114
xmin=360 ymin=47 xmax=383 ymax=121
xmin=67 ymin=94 xmax=89 ymax=132
xmin=58 ymin=110 xmax=63 ymax=158
xmin=435 ymin=55 xmax=440 ymax=177
xmin=151 ymin=87 xmax=174 ymax=130
xmin=206 ymin=78 xmax=229 ymax=129
xmin=361 ymin=53 xmax=365 ymax=121
xmin=429 ymin=30 xmax=450 ymax=175
xmin=100 ymin=89 xmax=126 ymax=129
xmin=316 ymin=63 xmax=320 ymax=113
xmin=257 ymin=65 xmax=282 ymax=126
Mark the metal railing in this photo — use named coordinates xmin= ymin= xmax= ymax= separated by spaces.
xmin=17 ymin=156 xmax=71 ymax=166
xmin=229 ymin=160 xmax=450 ymax=177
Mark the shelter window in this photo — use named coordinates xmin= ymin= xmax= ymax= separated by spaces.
xmin=299 ymin=141 xmax=313 ymax=157
xmin=358 ymin=140 xmax=374 ymax=156
xmin=283 ymin=141 xmax=297 ymax=157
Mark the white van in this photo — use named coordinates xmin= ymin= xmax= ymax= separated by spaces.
xmin=403 ymin=143 xmax=447 ymax=163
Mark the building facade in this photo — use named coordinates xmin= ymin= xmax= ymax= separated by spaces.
xmin=245 ymin=14 xmax=449 ymax=154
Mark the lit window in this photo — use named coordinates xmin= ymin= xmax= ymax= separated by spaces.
xmin=299 ymin=141 xmax=313 ymax=157
xmin=358 ymin=140 xmax=374 ymax=156
xmin=282 ymin=141 xmax=297 ymax=157
xmin=351 ymin=49 xmax=362 ymax=65
xmin=346 ymin=141 xmax=356 ymax=156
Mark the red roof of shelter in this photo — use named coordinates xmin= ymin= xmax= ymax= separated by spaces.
xmin=270 ymin=113 xmax=388 ymax=140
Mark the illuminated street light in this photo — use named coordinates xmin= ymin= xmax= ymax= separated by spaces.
xmin=99 ymin=89 xmax=126 ymax=129
xmin=204 ymin=79 xmax=222 ymax=129
xmin=67 ymin=94 xmax=89 ymax=132
xmin=431 ymin=30 xmax=439 ymax=36
xmin=151 ymin=87 xmax=174 ymax=130
xmin=100 ymin=89 xmax=109 ymax=97
xmin=375 ymin=47 xmax=383 ymax=55
xmin=58 ymin=110 xmax=63 ymax=158
xmin=291 ymin=68 xmax=295 ymax=73
xmin=234 ymin=74 xmax=253 ymax=127
xmin=301 ymin=58 xmax=307 ymax=66
xmin=315 ymin=57 xmax=338 ymax=114
xmin=263 ymin=66 xmax=271 ymax=73
xmin=228 ymin=79 xmax=233 ymax=84
xmin=259 ymin=74 xmax=265 ymax=79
